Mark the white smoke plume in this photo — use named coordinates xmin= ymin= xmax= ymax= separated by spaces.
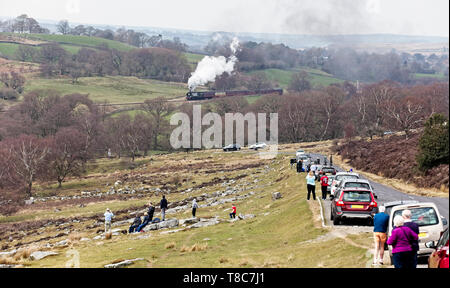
xmin=188 ymin=37 xmax=240 ymax=91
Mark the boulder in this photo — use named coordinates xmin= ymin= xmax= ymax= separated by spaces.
xmin=238 ymin=214 xmax=255 ymax=220
xmin=24 ymin=197 xmax=34 ymax=205
xmin=272 ymin=192 xmax=282 ymax=200
xmin=157 ymin=219 xmax=179 ymax=229
xmin=30 ymin=251 xmax=59 ymax=261
xmin=142 ymin=223 xmax=158 ymax=232
xmin=104 ymin=258 xmax=145 ymax=268
xmin=179 ymin=218 xmax=199 ymax=226
xmin=55 ymin=239 xmax=68 ymax=247
xmin=0 ymin=249 xmax=17 ymax=257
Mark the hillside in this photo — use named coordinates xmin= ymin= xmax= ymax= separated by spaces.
xmin=24 ymin=76 xmax=188 ymax=104
xmin=0 ymin=145 xmax=373 ymax=268
xmin=247 ymin=67 xmax=344 ymax=89
xmin=334 ymin=133 xmax=449 ymax=193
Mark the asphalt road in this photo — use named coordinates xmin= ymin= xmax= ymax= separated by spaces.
xmin=307 ymin=153 xmax=448 ymax=268
xmin=309 ymin=153 xmax=449 ymax=221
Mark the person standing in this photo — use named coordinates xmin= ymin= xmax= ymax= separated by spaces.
xmin=160 ymin=195 xmax=168 ymax=221
xmin=306 ymin=171 xmax=316 ymax=200
xmin=373 ymin=206 xmax=389 ymax=265
xmin=320 ymin=174 xmax=329 ymax=200
xmin=192 ymin=198 xmax=199 ymax=218
xmin=104 ymin=208 xmax=114 ymax=233
xmin=297 ymin=159 xmax=303 ymax=173
xmin=229 ymin=204 xmax=237 ymax=219
xmin=147 ymin=202 xmax=155 ymax=222
xmin=330 ymin=155 xmax=333 ymax=166
xmin=402 ymin=210 xmax=420 ymax=268
xmin=387 ymin=215 xmax=418 ymax=269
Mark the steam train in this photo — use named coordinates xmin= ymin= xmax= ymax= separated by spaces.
xmin=186 ymin=88 xmax=283 ymax=101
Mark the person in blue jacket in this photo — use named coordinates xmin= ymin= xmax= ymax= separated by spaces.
xmin=373 ymin=206 xmax=389 ymax=265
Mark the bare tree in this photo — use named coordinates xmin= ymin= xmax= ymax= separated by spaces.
xmin=6 ymin=135 xmax=50 ymax=197
xmin=141 ymin=97 xmax=174 ymax=149
xmin=57 ymin=20 xmax=70 ymax=35
xmin=383 ymin=95 xmax=429 ymax=139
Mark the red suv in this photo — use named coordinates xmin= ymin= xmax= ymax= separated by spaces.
xmin=330 ymin=187 xmax=378 ymax=225
xmin=426 ymin=228 xmax=449 ymax=268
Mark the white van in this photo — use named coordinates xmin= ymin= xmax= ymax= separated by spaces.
xmin=387 ymin=202 xmax=448 ymax=259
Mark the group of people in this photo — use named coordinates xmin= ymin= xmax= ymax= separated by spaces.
xmin=104 ymin=195 xmax=239 ymax=234
xmin=304 ymin=171 xmax=329 ymax=201
xmin=129 ymin=202 xmax=156 ymax=233
xmin=373 ymin=207 xmax=420 ymax=268
xmin=296 ymin=155 xmax=333 ymax=201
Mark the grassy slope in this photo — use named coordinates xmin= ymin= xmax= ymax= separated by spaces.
xmin=0 ymin=149 xmax=372 ymax=268
xmin=24 ymin=76 xmax=188 ymax=103
xmin=247 ymin=67 xmax=345 ymax=89
xmin=414 ymin=73 xmax=448 ymax=80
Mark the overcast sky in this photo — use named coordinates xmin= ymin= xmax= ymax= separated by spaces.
xmin=1 ymin=0 xmax=449 ymax=37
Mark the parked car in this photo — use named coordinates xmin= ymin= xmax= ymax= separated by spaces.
xmin=317 ymin=166 xmax=337 ymax=178
xmin=296 ymin=149 xmax=306 ymax=158
xmin=331 ymin=178 xmax=373 ymax=199
xmin=426 ymin=227 xmax=449 ymax=268
xmin=249 ymin=142 xmax=267 ymax=150
xmin=326 ymin=175 xmax=336 ymax=194
xmin=330 ymin=187 xmax=378 ymax=225
xmin=387 ymin=202 xmax=448 ymax=260
xmin=223 ymin=144 xmax=241 ymax=151
xmin=382 ymin=200 xmax=419 ymax=251
xmin=329 ymin=172 xmax=360 ymax=196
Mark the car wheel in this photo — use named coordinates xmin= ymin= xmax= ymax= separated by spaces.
xmin=333 ymin=217 xmax=340 ymax=225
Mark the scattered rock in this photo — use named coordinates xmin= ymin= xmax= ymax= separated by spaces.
xmin=55 ymin=239 xmax=68 ymax=247
xmin=30 ymin=251 xmax=59 ymax=261
xmin=272 ymin=192 xmax=282 ymax=200
xmin=238 ymin=214 xmax=255 ymax=220
xmin=24 ymin=197 xmax=34 ymax=205
xmin=104 ymin=258 xmax=145 ymax=268
xmin=0 ymin=249 xmax=17 ymax=257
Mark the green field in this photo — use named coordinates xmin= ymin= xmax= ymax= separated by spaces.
xmin=24 ymin=76 xmax=188 ymax=103
xmin=414 ymin=72 xmax=448 ymax=80
xmin=3 ymin=33 xmax=135 ymax=52
xmin=247 ymin=67 xmax=345 ymax=89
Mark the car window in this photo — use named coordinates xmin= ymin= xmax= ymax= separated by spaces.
xmin=393 ymin=207 xmax=440 ymax=227
xmin=342 ymin=191 xmax=371 ymax=202
xmin=344 ymin=182 xmax=370 ymax=189
xmin=322 ymin=168 xmax=335 ymax=173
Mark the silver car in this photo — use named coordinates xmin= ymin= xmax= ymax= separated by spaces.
xmin=331 ymin=178 xmax=376 ymax=199
xmin=330 ymin=172 xmax=360 ymax=196
xmin=388 ymin=202 xmax=448 ymax=259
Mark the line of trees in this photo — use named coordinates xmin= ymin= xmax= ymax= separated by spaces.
xmin=0 ymin=81 xmax=448 ymax=201
xmin=10 ymin=42 xmax=191 ymax=83
xmin=0 ymin=92 xmax=178 ymax=200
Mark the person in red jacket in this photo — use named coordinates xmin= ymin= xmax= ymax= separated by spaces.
xmin=320 ymin=174 xmax=329 ymax=200
xmin=229 ymin=205 xmax=237 ymax=219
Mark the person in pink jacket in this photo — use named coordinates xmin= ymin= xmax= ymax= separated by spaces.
xmin=387 ymin=215 xmax=418 ymax=268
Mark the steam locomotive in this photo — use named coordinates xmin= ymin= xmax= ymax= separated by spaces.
xmin=186 ymin=88 xmax=283 ymax=101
